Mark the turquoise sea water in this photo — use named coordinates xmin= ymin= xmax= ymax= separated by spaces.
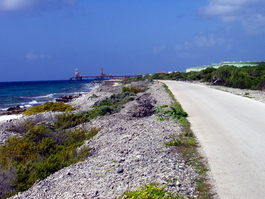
xmin=0 ymin=80 xmax=98 ymax=111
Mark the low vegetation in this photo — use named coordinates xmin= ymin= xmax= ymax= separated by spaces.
xmin=122 ymin=86 xmax=147 ymax=94
xmin=120 ymin=183 xmax=184 ymax=199
xmin=155 ymin=104 xmax=188 ymax=121
xmin=93 ymin=91 xmax=136 ymax=111
xmin=0 ymin=125 xmax=100 ymax=198
xmin=23 ymin=102 xmax=75 ymax=115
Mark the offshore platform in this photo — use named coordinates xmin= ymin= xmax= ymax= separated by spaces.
xmin=69 ymin=68 xmax=142 ymax=81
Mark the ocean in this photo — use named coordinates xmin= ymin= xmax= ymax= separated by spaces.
xmin=0 ymin=80 xmax=100 ymax=112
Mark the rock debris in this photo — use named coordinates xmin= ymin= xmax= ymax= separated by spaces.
xmin=6 ymin=82 xmax=199 ymax=198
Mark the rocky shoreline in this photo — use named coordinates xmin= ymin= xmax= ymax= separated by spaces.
xmin=1 ymin=81 xmax=198 ymax=199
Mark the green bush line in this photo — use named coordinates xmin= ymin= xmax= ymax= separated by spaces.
xmin=126 ymin=64 xmax=265 ymax=90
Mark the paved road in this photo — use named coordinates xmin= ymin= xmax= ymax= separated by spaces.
xmin=161 ymin=81 xmax=265 ymax=199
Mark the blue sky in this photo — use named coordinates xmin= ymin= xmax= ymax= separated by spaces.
xmin=1 ymin=0 xmax=265 ymax=81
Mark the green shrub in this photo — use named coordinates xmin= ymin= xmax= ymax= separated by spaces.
xmin=23 ymin=102 xmax=75 ymax=115
xmin=86 ymin=106 xmax=113 ymax=118
xmin=55 ymin=112 xmax=90 ymax=130
xmin=89 ymin=94 xmax=98 ymax=98
xmin=55 ymin=106 xmax=114 ymax=130
xmin=155 ymin=103 xmax=188 ymax=121
xmin=178 ymin=117 xmax=190 ymax=127
xmin=170 ymin=103 xmax=188 ymax=119
xmin=93 ymin=91 xmax=135 ymax=112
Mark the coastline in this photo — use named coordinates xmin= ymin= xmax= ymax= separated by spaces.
xmin=0 ymin=80 xmax=99 ymax=114
xmin=3 ymin=80 xmax=265 ymax=198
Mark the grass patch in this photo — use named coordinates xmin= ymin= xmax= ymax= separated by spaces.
xmin=163 ymin=84 xmax=177 ymax=102
xmin=164 ymin=134 xmax=196 ymax=147
xmin=120 ymin=183 xmax=185 ymax=199
xmin=23 ymin=102 xmax=75 ymax=115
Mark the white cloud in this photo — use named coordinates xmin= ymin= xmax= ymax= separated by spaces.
xmin=175 ymin=33 xmax=224 ymax=50
xmin=26 ymin=51 xmax=51 ymax=61
xmin=153 ymin=45 xmax=166 ymax=54
xmin=195 ymin=34 xmax=224 ymax=47
xmin=200 ymin=0 xmax=265 ymax=34
xmin=242 ymin=14 xmax=265 ymax=34
xmin=0 ymin=0 xmax=37 ymax=11
xmin=174 ymin=42 xmax=192 ymax=51
xmin=0 ymin=0 xmax=77 ymax=12
xmin=174 ymin=32 xmax=229 ymax=58
xmin=174 ymin=42 xmax=194 ymax=58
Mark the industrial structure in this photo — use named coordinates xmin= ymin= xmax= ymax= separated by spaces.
xmin=186 ymin=61 xmax=265 ymax=72
xmin=69 ymin=68 xmax=142 ymax=81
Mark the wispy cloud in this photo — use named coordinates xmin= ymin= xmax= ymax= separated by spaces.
xmin=200 ymin=0 xmax=265 ymax=34
xmin=0 ymin=0 xmax=77 ymax=12
xmin=242 ymin=14 xmax=265 ymax=34
xmin=174 ymin=42 xmax=192 ymax=51
xmin=174 ymin=32 xmax=232 ymax=58
xmin=153 ymin=45 xmax=166 ymax=54
xmin=26 ymin=51 xmax=51 ymax=61
xmin=174 ymin=42 xmax=194 ymax=58
xmin=194 ymin=33 xmax=224 ymax=47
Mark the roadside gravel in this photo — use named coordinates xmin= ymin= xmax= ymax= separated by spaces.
xmin=202 ymin=82 xmax=265 ymax=103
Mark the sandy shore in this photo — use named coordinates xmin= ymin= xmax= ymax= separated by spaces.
xmin=0 ymin=114 xmax=22 ymax=122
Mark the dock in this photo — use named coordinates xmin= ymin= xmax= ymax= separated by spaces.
xmin=69 ymin=69 xmax=142 ymax=81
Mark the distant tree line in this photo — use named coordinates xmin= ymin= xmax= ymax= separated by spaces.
xmin=129 ymin=65 xmax=265 ymax=90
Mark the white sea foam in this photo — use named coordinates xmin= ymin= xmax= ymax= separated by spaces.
xmin=29 ymin=100 xmax=38 ymax=105
xmin=24 ymin=104 xmax=33 ymax=108
xmin=35 ymin=94 xmax=54 ymax=99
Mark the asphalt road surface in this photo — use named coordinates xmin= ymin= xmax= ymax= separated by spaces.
xmin=161 ymin=80 xmax=265 ymax=199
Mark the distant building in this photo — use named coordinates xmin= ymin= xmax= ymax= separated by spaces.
xmin=186 ymin=61 xmax=265 ymax=72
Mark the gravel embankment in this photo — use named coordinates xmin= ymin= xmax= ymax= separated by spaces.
xmin=7 ymin=82 xmax=198 ymax=199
